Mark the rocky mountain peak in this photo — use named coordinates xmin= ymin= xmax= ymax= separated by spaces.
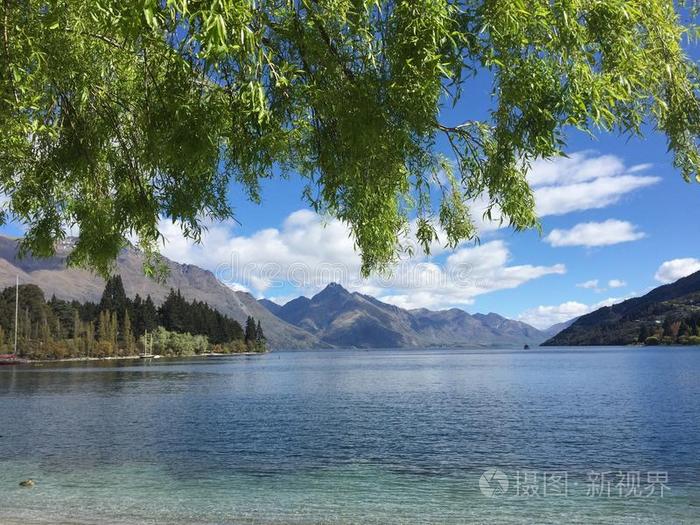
xmin=314 ymin=282 xmax=351 ymax=300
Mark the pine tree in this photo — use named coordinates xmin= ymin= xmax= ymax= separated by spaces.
xmin=638 ymin=324 xmax=650 ymax=343
xmin=98 ymin=310 xmax=110 ymax=342
xmin=99 ymin=275 xmax=128 ymax=321
xmin=256 ymin=320 xmax=265 ymax=343
xmin=54 ymin=317 xmax=62 ymax=340
xmin=159 ymin=289 xmax=182 ymax=332
xmin=122 ymin=309 xmax=133 ymax=355
xmin=131 ymin=294 xmax=143 ymax=335
xmin=40 ymin=315 xmax=50 ymax=345
xmin=72 ymin=310 xmax=80 ymax=345
xmin=0 ymin=282 xmax=247 ymax=359
xmin=142 ymin=296 xmax=158 ymax=333
xmin=244 ymin=316 xmax=257 ymax=345
xmin=662 ymin=318 xmax=674 ymax=338
xmin=71 ymin=314 xmax=83 ymax=355
xmin=85 ymin=320 xmax=95 ymax=357
xmin=110 ymin=311 xmax=118 ymax=349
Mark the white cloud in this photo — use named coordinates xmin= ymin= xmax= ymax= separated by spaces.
xmin=654 ymin=258 xmax=700 ymax=283
xmin=265 ymin=295 xmax=297 ymax=306
xmin=594 ymin=296 xmax=631 ymax=309
xmin=576 ymin=278 xmax=627 ymax=293
xmin=377 ymin=240 xmax=566 ymax=310
xmin=225 ymin=282 xmax=252 ymax=294
xmin=519 ymin=295 xmax=631 ymax=329
xmin=159 ymin=210 xmax=362 ymax=293
xmin=528 ymin=152 xmax=625 ymax=186
xmin=471 ymin=151 xmax=660 ymax=232
xmin=544 ymin=220 xmax=645 ymax=248
xmin=518 ymin=301 xmax=592 ymax=329
xmin=530 ymin=152 xmax=660 ymax=217
xmin=577 ymin=279 xmax=601 ymax=290
xmin=158 ymin=210 xmax=566 ymax=310
xmin=534 ymin=175 xmax=659 ymax=216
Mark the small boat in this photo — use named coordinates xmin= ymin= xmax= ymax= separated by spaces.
xmin=523 ymin=344 xmax=530 ymax=350
xmin=0 ymin=354 xmax=28 ymax=365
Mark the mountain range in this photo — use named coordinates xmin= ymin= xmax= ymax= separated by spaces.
xmin=0 ymin=235 xmax=563 ymax=349
xmin=543 ymin=269 xmax=700 ymax=346
xmin=262 ymin=282 xmax=554 ymax=348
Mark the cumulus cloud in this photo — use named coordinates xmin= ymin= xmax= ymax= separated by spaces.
xmin=528 ymin=153 xmax=626 ymax=186
xmin=377 ymin=240 xmax=566 ymax=310
xmin=530 ymin=152 xmax=660 ymax=217
xmin=158 ymin=210 xmax=565 ymax=309
xmin=577 ymin=279 xmax=601 ymax=291
xmin=534 ymin=175 xmax=658 ymax=216
xmin=654 ymin=258 xmax=700 ymax=283
xmin=159 ymin=210 xmax=362 ymax=293
xmin=518 ymin=301 xmax=592 ymax=329
xmin=576 ymin=278 xmax=627 ymax=293
xmin=544 ymin=220 xmax=645 ymax=247
xmin=608 ymin=279 xmax=626 ymax=289
xmin=471 ymin=151 xmax=659 ymax=232
xmin=519 ymin=295 xmax=631 ymax=329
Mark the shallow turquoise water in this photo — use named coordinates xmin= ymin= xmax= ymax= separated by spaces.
xmin=1 ymin=347 xmax=699 ymax=524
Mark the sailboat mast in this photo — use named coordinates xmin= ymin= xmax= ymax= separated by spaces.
xmin=13 ymin=275 xmax=18 ymax=355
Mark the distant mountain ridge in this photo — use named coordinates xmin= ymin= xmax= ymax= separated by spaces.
xmin=540 ymin=318 xmax=578 ymax=339
xmin=543 ymin=269 xmax=700 ymax=346
xmin=264 ymin=282 xmax=553 ymax=348
xmin=0 ymin=235 xmax=566 ymax=349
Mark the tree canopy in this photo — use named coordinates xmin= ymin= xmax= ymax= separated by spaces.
xmin=1 ymin=1 xmax=699 ymax=276
xmin=0 ymin=280 xmax=262 ymax=358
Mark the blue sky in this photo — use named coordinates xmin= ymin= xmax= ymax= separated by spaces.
xmin=216 ymin=131 xmax=697 ymax=327
xmin=3 ymin=45 xmax=699 ymax=330
xmin=154 ymin=63 xmax=700 ymax=329
xmin=149 ymin=73 xmax=700 ymax=328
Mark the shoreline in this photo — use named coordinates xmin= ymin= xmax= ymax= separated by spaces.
xmin=16 ymin=345 xmax=699 ymax=364
xmin=25 ymin=351 xmax=266 ymax=364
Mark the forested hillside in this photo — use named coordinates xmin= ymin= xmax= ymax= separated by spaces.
xmin=0 ymin=235 xmax=318 ymax=349
xmin=543 ymin=270 xmax=700 ymax=346
xmin=0 ymin=276 xmax=266 ymax=360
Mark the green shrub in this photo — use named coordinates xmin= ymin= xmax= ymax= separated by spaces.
xmin=147 ymin=327 xmax=210 ymax=356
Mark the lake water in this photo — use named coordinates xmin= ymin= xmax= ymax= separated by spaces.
xmin=1 ymin=347 xmax=699 ymax=524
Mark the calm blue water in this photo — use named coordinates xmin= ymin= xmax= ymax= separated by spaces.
xmin=1 ymin=347 xmax=699 ymax=524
